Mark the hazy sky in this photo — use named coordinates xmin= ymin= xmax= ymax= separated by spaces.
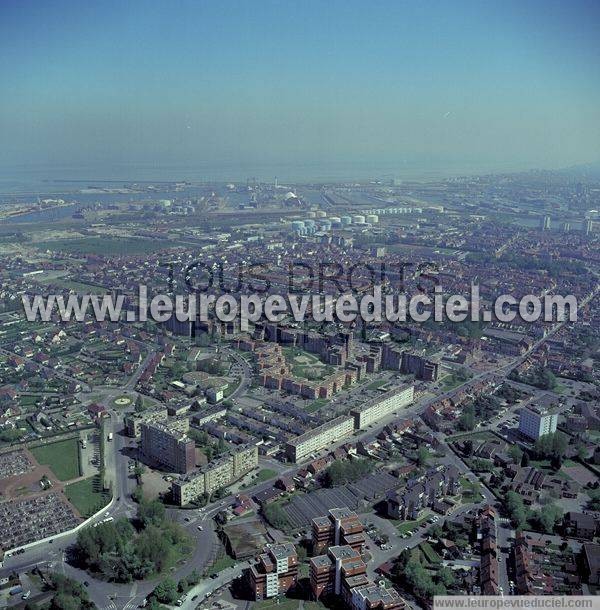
xmin=1 ymin=0 xmax=600 ymax=179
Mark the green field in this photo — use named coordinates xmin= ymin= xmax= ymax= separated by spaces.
xmin=254 ymin=468 xmax=277 ymax=483
xmin=35 ymin=236 xmax=175 ymax=256
xmin=396 ymin=514 xmax=431 ymax=535
xmin=367 ymin=378 xmax=389 ymax=390
xmin=209 ymin=554 xmax=236 ymax=574
xmin=305 ymin=398 xmax=328 ymax=413
xmin=65 ymin=475 xmax=111 ymax=517
xmin=31 ymin=438 xmax=81 ymax=481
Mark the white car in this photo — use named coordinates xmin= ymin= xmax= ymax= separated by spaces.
xmin=197 ymin=525 xmax=204 ymax=531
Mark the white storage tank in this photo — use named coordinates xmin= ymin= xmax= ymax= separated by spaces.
xmin=353 ymin=214 xmax=365 ymax=224
xmin=315 ymin=210 xmax=327 ymax=218
xmin=341 ymin=216 xmax=352 ymax=225
xmin=366 ymin=214 xmax=379 ymax=224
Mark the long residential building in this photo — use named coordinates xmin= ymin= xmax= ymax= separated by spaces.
xmin=285 ymin=415 xmax=354 ymax=463
xmin=350 ymin=384 xmax=414 ymax=429
xmin=172 ymin=443 xmax=258 ymax=505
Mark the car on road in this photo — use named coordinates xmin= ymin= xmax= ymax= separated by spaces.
xmin=197 ymin=525 xmax=204 ymax=531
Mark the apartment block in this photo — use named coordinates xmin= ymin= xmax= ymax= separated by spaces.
xmin=519 ymin=395 xmax=559 ymax=440
xmin=350 ymin=385 xmax=414 ymax=430
xmin=351 ymin=583 xmax=406 ymax=610
xmin=172 ymin=443 xmax=258 ymax=506
xmin=285 ymin=415 xmax=354 ymax=463
xmin=246 ymin=543 xmax=299 ymax=600
xmin=140 ymin=418 xmax=195 ymax=474
xmin=312 ymin=508 xmax=366 ymax=555
xmin=124 ymin=408 xmax=168 ymax=437
xmin=310 ymin=543 xmax=404 ymax=610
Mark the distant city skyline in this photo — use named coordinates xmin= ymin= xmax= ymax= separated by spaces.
xmin=1 ymin=0 xmax=600 ymax=178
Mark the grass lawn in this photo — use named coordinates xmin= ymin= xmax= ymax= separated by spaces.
xmin=65 ymin=475 xmax=111 ymax=517
xmin=111 ymin=395 xmax=133 ymax=408
xmin=255 ymin=599 xmax=303 ymax=610
xmin=209 ymin=554 xmax=236 ymax=574
xmin=31 ymin=438 xmax=80 ymax=481
xmin=305 ymin=398 xmax=328 ymax=413
xmin=460 ymin=476 xmax=482 ymax=499
xmin=254 ymin=468 xmax=278 ymax=483
xmin=419 ymin=541 xmax=442 ymax=565
xmin=366 ymin=379 xmax=389 ymax=390
xmin=396 ymin=514 xmax=431 ymax=535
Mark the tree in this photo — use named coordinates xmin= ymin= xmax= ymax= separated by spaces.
xmin=458 ymin=404 xmax=475 ymax=431
xmin=153 ymin=578 xmax=178 ymax=604
xmin=322 ymin=459 xmax=374 ymax=487
xmin=186 ymin=569 xmax=200 ymax=587
xmin=538 ymin=504 xmax=563 ymax=534
xmin=137 ymin=499 xmax=166 ymax=528
xmin=508 ymin=445 xmax=523 ymax=464
xmin=521 ymin=452 xmax=530 ymax=467
xmin=416 ymin=447 xmax=430 ymax=467
xmin=506 ymin=491 xmax=528 ymax=530
xmin=463 ymin=440 xmax=474 ymax=457
xmin=437 ymin=567 xmax=456 ymax=588
xmin=263 ymin=503 xmax=290 ymax=530
xmin=575 ymin=441 xmax=588 ymax=461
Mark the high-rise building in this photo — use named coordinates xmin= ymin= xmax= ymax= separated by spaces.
xmin=246 ymin=543 xmax=299 ymax=600
xmin=309 ymin=543 xmax=405 ymax=610
xmin=518 ymin=396 xmax=559 ymax=440
xmin=541 ymin=215 xmax=551 ymax=231
xmin=311 ymin=508 xmax=366 ymax=555
xmin=140 ymin=418 xmax=196 ymax=474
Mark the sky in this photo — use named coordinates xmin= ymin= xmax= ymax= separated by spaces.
xmin=1 ymin=0 xmax=600 ymax=181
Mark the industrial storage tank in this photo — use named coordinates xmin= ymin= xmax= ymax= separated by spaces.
xmin=352 ymin=214 xmax=366 ymax=224
xmin=304 ymin=218 xmax=316 ymax=228
xmin=329 ymin=216 xmax=341 ymax=224
xmin=291 ymin=220 xmax=305 ymax=232
xmin=341 ymin=216 xmax=352 ymax=225
xmin=320 ymin=220 xmax=332 ymax=231
xmin=315 ymin=210 xmax=327 ymax=218
xmin=366 ymin=214 xmax=379 ymax=224
xmin=306 ymin=210 xmax=316 ymax=218
xmin=331 ymin=221 xmax=342 ymax=229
